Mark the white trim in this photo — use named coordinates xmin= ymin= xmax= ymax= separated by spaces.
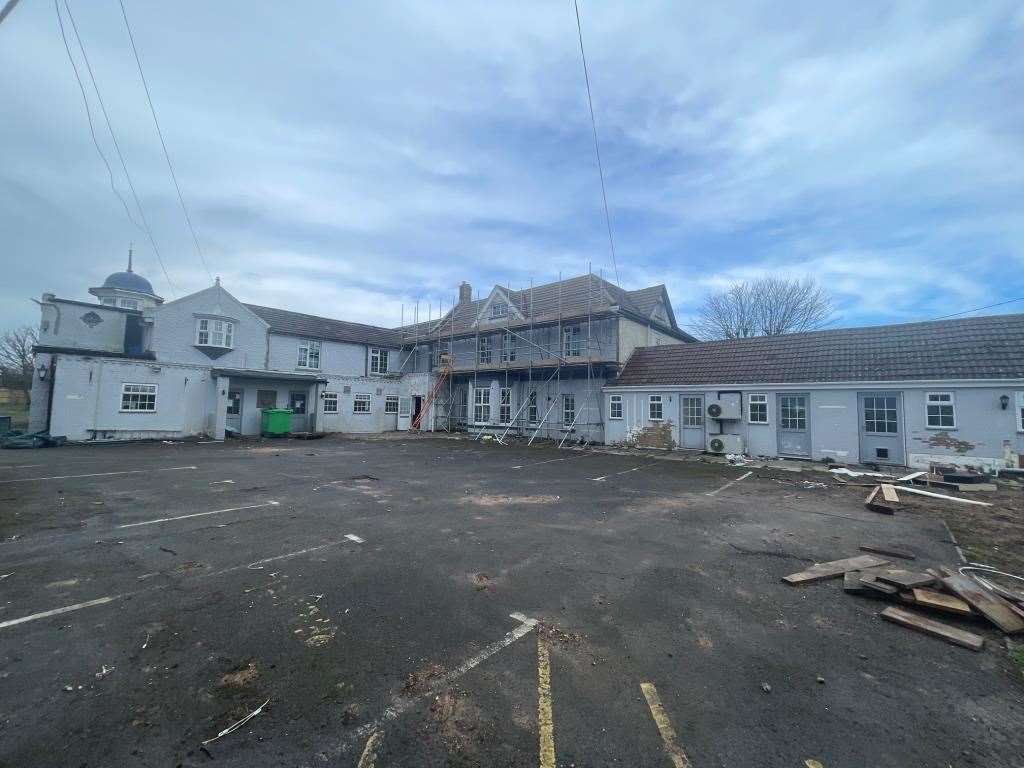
xmin=648 ymin=394 xmax=664 ymax=421
xmin=119 ymin=382 xmax=158 ymax=412
xmin=925 ymin=391 xmax=956 ymax=430
xmin=608 ymin=394 xmax=623 ymax=420
xmin=1017 ymin=391 xmax=1024 ymax=433
xmin=296 ymin=339 xmax=322 ymax=370
xmin=353 ymin=393 xmax=372 ymax=414
xmin=322 ymin=392 xmax=339 ymax=414
xmin=369 ymin=348 xmax=390 ymax=375
xmin=747 ymin=392 xmax=768 ymax=424
xmin=384 ymin=394 xmax=399 ymax=414
xmin=604 ymin=378 xmax=1024 ymax=393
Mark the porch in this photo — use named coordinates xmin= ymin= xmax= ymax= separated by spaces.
xmin=211 ymin=367 xmax=328 ymax=438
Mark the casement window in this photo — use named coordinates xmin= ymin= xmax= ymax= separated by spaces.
xmin=926 ymin=392 xmax=955 ymax=429
xmin=370 ymin=348 xmax=389 ymax=374
xmin=323 ymin=392 xmax=338 ymax=413
xmin=1017 ymin=392 xmax=1024 ymax=432
xmin=257 ymin=389 xmax=277 ymax=409
xmin=353 ymin=394 xmax=371 ymax=414
xmin=297 ymin=339 xmax=321 ymax=369
xmin=499 ymin=387 xmax=512 ymax=424
xmin=609 ymin=394 xmax=623 ymax=419
xmin=501 ymin=331 xmax=516 ymax=362
xmin=473 ymin=387 xmax=491 ymax=423
xmin=478 ymin=336 xmax=492 ymax=364
xmin=862 ymin=395 xmax=897 ymax=433
xmin=562 ymin=325 xmax=581 ymax=357
xmin=681 ymin=396 xmax=703 ymax=427
xmin=120 ymin=383 xmax=157 ymax=412
xmin=528 ymin=391 xmax=538 ymax=424
xmin=433 ymin=341 xmax=450 ymax=368
xmin=385 ymin=395 xmax=399 ymax=414
xmin=289 ymin=391 xmax=307 ymax=415
xmin=196 ymin=318 xmax=234 ymax=348
xmin=748 ymin=393 xmax=768 ymax=424
xmin=562 ymin=393 xmax=576 ymax=425
xmin=119 ymin=298 xmax=139 ymax=310
xmin=101 ymin=297 xmax=117 ymax=306
xmin=648 ymin=394 xmax=664 ymax=421
xmin=491 ymin=301 xmax=509 ymax=319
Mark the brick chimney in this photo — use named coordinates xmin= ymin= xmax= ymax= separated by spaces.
xmin=459 ymin=281 xmax=473 ymax=305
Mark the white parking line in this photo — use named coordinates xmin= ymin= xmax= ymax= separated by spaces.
xmin=592 ymin=463 xmax=654 ymax=482
xmin=704 ymin=471 xmax=753 ymax=497
xmin=0 ymin=466 xmax=198 ymax=484
xmin=0 ymin=596 xmax=120 ymax=630
xmin=117 ymin=501 xmax=280 ymax=529
xmin=344 ymin=534 xmax=365 ymax=544
xmin=511 ymin=453 xmax=592 ymax=470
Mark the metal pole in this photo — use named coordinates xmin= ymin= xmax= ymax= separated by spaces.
xmin=528 ymin=398 xmax=560 ymax=446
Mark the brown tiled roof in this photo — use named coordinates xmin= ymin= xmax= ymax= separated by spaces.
xmin=610 ymin=314 xmax=1024 ymax=386
xmin=244 ymin=304 xmax=402 ymax=347
xmin=397 ymin=275 xmax=691 ymax=341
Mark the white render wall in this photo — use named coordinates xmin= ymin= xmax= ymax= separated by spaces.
xmin=39 ymin=300 xmax=129 ymax=353
xmin=266 ymin=335 xmax=401 ymax=378
xmin=603 ymin=383 xmax=1024 ymax=469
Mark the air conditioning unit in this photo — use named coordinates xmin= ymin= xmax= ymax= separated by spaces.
xmin=707 ymin=434 xmax=744 ymax=454
xmin=706 ymin=393 xmax=741 ymax=420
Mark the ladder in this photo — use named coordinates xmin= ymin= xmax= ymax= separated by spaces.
xmin=411 ymin=363 xmax=451 ymax=430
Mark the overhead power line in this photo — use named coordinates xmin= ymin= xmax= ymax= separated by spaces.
xmin=119 ymin=0 xmax=213 ymax=283
xmin=55 ymin=0 xmax=139 ymax=229
xmin=573 ymin=0 xmax=620 ymax=286
xmin=60 ymin=0 xmax=177 ymax=297
xmin=928 ymin=297 xmax=1024 ymax=322
xmin=0 ymin=0 xmax=23 ymax=27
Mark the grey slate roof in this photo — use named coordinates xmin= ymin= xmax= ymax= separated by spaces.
xmin=610 ymin=314 xmax=1024 ymax=386
xmin=244 ymin=304 xmax=402 ymax=348
xmin=397 ymin=274 xmax=690 ymax=340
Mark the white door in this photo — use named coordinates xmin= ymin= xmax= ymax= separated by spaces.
xmin=226 ymin=390 xmax=242 ymax=433
xmin=397 ymin=396 xmax=412 ymax=430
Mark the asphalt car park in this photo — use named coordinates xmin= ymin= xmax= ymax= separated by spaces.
xmin=1 ymin=435 xmax=1022 ymax=767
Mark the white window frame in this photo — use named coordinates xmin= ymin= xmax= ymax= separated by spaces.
xmin=433 ymin=341 xmax=451 ymax=368
xmin=120 ymin=382 xmax=157 ymax=412
xmin=370 ymin=348 xmax=389 ymax=375
xmin=562 ymin=325 xmax=581 ymax=357
xmin=528 ymin=391 xmax=538 ymax=424
xmin=562 ymin=393 xmax=576 ymax=425
xmin=609 ymin=394 xmax=623 ymax=420
xmin=385 ymin=394 xmax=399 ymax=414
xmin=119 ymin=298 xmax=139 ymax=310
xmin=926 ymin=392 xmax=956 ymax=429
xmin=473 ymin=387 xmax=491 ymax=424
xmin=649 ymin=394 xmax=663 ymax=421
xmin=748 ymin=393 xmax=768 ymax=424
xmin=681 ymin=396 xmax=703 ymax=427
xmin=1017 ymin=392 xmax=1024 ymax=433
xmin=490 ymin=301 xmax=509 ymax=320
xmin=499 ymin=387 xmax=512 ymax=424
xmin=297 ymin=339 xmax=322 ymax=369
xmin=501 ymin=331 xmax=516 ymax=362
xmin=101 ymin=297 xmax=117 ymax=306
xmin=353 ymin=393 xmax=371 ymax=414
xmin=323 ymin=392 xmax=338 ymax=414
xmin=195 ymin=318 xmax=234 ymax=349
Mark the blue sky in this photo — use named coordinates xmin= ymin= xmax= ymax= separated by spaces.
xmin=2 ymin=1 xmax=1023 ymax=333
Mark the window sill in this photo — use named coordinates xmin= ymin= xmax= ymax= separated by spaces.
xmin=924 ymin=426 xmax=956 ymax=431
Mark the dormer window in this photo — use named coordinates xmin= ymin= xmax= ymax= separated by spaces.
xmin=101 ymin=298 xmax=117 ymax=306
xmin=491 ymin=301 xmax=509 ymax=320
xmin=196 ymin=318 xmax=234 ymax=349
xmin=297 ymin=339 xmax=321 ymax=369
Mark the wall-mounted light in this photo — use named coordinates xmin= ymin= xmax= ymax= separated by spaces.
xmin=36 ymin=363 xmax=48 ymax=381
xmin=1000 ymin=394 xmax=1010 ymax=410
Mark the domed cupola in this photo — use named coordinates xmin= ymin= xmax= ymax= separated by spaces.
xmin=89 ymin=248 xmax=164 ymax=310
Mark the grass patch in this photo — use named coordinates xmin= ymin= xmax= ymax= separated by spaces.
xmin=0 ymin=402 xmax=30 ymax=431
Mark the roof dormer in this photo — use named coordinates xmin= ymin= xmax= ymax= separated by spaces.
xmin=473 ymin=286 xmax=524 ymax=327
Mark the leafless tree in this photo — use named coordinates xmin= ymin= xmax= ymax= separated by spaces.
xmin=692 ymin=277 xmax=833 ymax=340
xmin=0 ymin=326 xmax=38 ymax=403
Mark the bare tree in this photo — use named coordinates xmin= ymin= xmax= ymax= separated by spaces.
xmin=692 ymin=277 xmax=832 ymax=340
xmin=0 ymin=326 xmax=38 ymax=403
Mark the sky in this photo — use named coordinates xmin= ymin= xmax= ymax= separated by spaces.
xmin=2 ymin=1 xmax=1023 ymax=335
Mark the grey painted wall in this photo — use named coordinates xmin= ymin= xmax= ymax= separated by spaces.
xmin=39 ymin=299 xmax=128 ymax=353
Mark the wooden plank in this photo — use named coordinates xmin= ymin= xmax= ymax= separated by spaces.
xmin=895 ymin=486 xmax=993 ymax=507
xmin=864 ymin=485 xmax=895 ymax=514
xmin=943 ymin=574 xmax=1024 ymax=634
xmin=782 ymin=555 xmax=890 ymax=585
xmin=880 ymin=484 xmax=900 ymax=503
xmin=880 ymin=606 xmax=984 ymax=651
xmin=896 ymin=471 xmax=926 ymax=482
xmin=875 ymin=570 xmax=935 ymax=589
xmin=909 ymin=588 xmax=974 ymax=617
xmin=843 ymin=570 xmax=868 ymax=594
xmin=860 ymin=574 xmax=899 ymax=596
xmin=859 ymin=544 xmax=916 ymax=560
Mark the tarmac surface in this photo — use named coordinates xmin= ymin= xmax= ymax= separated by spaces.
xmin=0 ymin=435 xmax=1021 ymax=767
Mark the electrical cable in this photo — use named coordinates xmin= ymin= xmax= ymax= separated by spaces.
xmin=119 ymin=0 xmax=213 ymax=283
xmin=928 ymin=297 xmax=1024 ymax=322
xmin=573 ymin=0 xmax=620 ymax=286
xmin=61 ymin=0 xmax=177 ymax=297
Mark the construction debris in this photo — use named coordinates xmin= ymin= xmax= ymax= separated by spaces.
xmin=894 ymin=485 xmax=992 ymax=507
xmin=880 ymin=606 xmax=984 ymax=651
xmin=859 ymin=544 xmax=916 ymax=560
xmin=900 ymin=588 xmax=973 ymax=617
xmin=201 ymin=698 xmax=271 ymax=746
xmin=942 ymin=575 xmax=1024 ymax=634
xmin=864 ymin=486 xmax=895 ymax=515
xmin=782 ymin=555 xmax=889 ymax=585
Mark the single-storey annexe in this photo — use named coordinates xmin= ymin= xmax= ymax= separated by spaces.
xmin=603 ymin=314 xmax=1024 ymax=470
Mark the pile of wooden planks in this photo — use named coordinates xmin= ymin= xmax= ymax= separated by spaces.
xmin=783 ymin=551 xmax=1024 ymax=651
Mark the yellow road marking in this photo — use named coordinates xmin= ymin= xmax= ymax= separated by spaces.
xmin=537 ymin=635 xmax=556 ymax=768
xmin=640 ymin=682 xmax=692 ymax=768
xmin=357 ymin=729 xmax=383 ymax=768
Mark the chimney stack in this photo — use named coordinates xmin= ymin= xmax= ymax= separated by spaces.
xmin=459 ymin=281 xmax=472 ymax=305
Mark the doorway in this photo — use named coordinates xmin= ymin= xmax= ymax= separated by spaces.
xmin=776 ymin=393 xmax=811 ymax=457
xmin=289 ymin=391 xmax=308 ymax=432
xmin=226 ymin=390 xmax=242 ymax=433
xmin=679 ymin=395 xmax=705 ymax=449
xmin=858 ymin=392 xmax=904 ymax=465
xmin=411 ymin=396 xmax=423 ymax=429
